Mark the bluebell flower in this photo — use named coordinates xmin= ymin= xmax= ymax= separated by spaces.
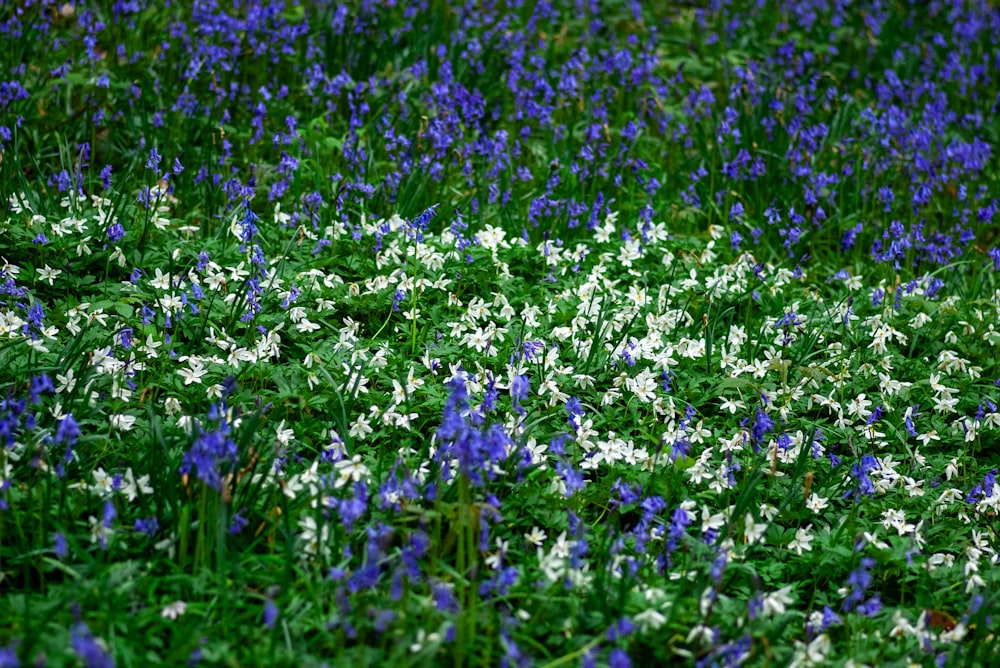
xmin=843 ymin=557 xmax=878 ymax=613
xmin=0 ymin=640 xmax=18 ymax=668
xmin=611 ymin=479 xmax=642 ymax=506
xmin=556 ymin=461 xmax=586 ymax=497
xmin=106 ymin=220 xmax=125 ymax=243
xmin=606 ymin=617 xmax=635 ymax=642
xmin=179 ymin=402 xmax=239 ymax=491
xmin=434 ymin=377 xmax=512 ymax=486
xmin=262 ymin=599 xmax=278 ymax=628
xmin=53 ymin=532 xmax=68 ymax=558
xmin=751 ymin=407 xmax=775 ymax=444
xmin=145 ymin=146 xmax=162 ymax=172
xmin=608 ymin=648 xmax=632 ymax=668
xmin=432 ymin=581 xmax=460 ymax=614
xmin=29 ymin=373 xmax=53 ymax=403
xmin=510 ymin=374 xmax=530 ymax=406
xmin=71 ymin=623 xmax=114 ymax=668
xmin=400 ymin=530 xmax=428 ymax=579
xmin=666 ymin=506 xmax=691 ymax=558
xmin=227 ymin=512 xmax=247 ymax=535
xmin=337 ymin=481 xmax=368 ymax=532
xmin=845 ymin=454 xmax=878 ymax=500
xmin=134 ymin=517 xmax=159 ymax=537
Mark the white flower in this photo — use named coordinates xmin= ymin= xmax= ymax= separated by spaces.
xmin=720 ymin=396 xmax=746 ymax=414
xmin=161 ymin=600 xmax=187 ymax=620
xmin=788 ymin=527 xmax=814 ymax=555
xmin=121 ymin=469 xmax=153 ymax=502
xmin=846 ymin=393 xmax=873 ymax=420
xmin=862 ymin=531 xmax=890 ymax=550
xmin=524 ymin=527 xmax=547 ymax=547
xmin=110 ymin=414 xmax=136 ymax=431
xmin=916 ymin=430 xmax=940 ymax=446
xmin=55 ymin=368 xmax=77 ymax=394
xmin=633 ymin=608 xmax=667 ymax=632
xmin=626 ymin=368 xmax=658 ymax=402
xmin=391 ymin=379 xmax=407 ymax=405
xmin=295 ymin=319 xmax=320 ymax=333
xmin=762 ymin=586 xmax=794 ymax=616
xmin=88 ymin=515 xmax=113 ymax=545
xmin=178 ymin=360 xmax=206 ymax=385
xmin=37 ymin=264 xmax=63 ymax=285
xmin=805 ymin=493 xmax=829 ymax=513
xmin=349 ymin=413 xmax=373 ymax=441
xmin=334 ymin=455 xmax=371 ymax=488
xmin=789 ymin=633 xmax=831 ymax=668
xmin=744 ymin=513 xmax=768 ymax=545
xmin=484 ymin=538 xmax=509 ymax=570
xmin=409 ymin=629 xmax=441 ymax=654
xmin=298 ymin=516 xmax=330 ymax=558
xmin=90 ymin=468 xmax=115 ymax=497
xmin=274 ymin=420 xmax=295 ymax=447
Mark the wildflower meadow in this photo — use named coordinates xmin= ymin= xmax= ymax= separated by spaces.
xmin=3 ymin=0 xmax=1000 ymax=665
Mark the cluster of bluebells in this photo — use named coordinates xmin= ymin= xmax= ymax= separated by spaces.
xmin=2 ymin=0 xmax=996 ymax=262
xmin=434 ymin=374 xmax=514 ymax=487
xmin=842 ymin=555 xmax=882 ymax=617
xmin=2 ymin=0 xmax=1000 ymax=666
xmin=179 ymin=402 xmax=239 ymax=491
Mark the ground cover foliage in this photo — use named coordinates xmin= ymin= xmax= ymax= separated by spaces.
xmin=2 ymin=0 xmax=1000 ymax=665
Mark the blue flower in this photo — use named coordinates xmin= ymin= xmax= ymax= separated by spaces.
xmin=179 ymin=403 xmax=239 ymax=491
xmin=262 ymin=600 xmax=279 ymax=629
xmin=71 ymin=623 xmax=114 ymax=668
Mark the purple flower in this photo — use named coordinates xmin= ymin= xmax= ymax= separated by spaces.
xmin=666 ymin=506 xmax=691 ymax=557
xmin=729 ymin=201 xmax=745 ymax=221
xmin=843 ymin=557 xmax=878 ymax=613
xmin=521 ymin=340 xmax=544 ymax=361
xmin=106 ymin=221 xmax=125 ymax=243
xmin=606 ymin=617 xmax=635 ymax=642
xmin=608 ymin=649 xmax=632 ymax=668
xmin=556 ymin=461 xmax=587 ymax=497
xmin=510 ymin=374 xmax=530 ymax=403
xmin=102 ymin=500 xmax=116 ymax=528
xmin=845 ymin=454 xmax=878 ymax=500
xmin=134 ymin=517 xmax=159 ymax=537
xmin=751 ymin=407 xmax=775 ymax=443
xmin=29 ymin=373 xmax=53 ymax=403
xmin=432 ymin=581 xmax=460 ymax=614
xmin=262 ymin=600 xmax=278 ymax=628
xmin=611 ymin=479 xmax=642 ymax=506
xmin=146 ymin=146 xmax=162 ymax=172
xmin=337 ymin=482 xmax=368 ymax=532
xmin=53 ymin=532 xmax=68 ymax=558
xmin=434 ymin=377 xmax=512 ymax=486
xmin=392 ymin=289 xmax=406 ymax=312
xmin=179 ymin=402 xmax=239 ymax=491
xmin=565 ymin=396 xmax=584 ymax=428
xmin=0 ymin=641 xmax=18 ymax=668
xmin=226 ymin=512 xmax=248 ymax=535
xmin=71 ymin=623 xmax=114 ymax=668
xmin=669 ymin=437 xmax=690 ymax=462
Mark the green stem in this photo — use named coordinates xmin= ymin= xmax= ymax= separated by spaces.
xmin=538 ymin=636 xmax=603 ymax=668
xmin=410 ymin=234 xmax=420 ymax=356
